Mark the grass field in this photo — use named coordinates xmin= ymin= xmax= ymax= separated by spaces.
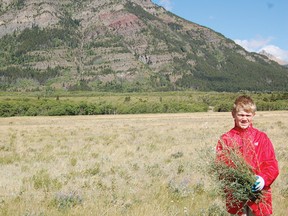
xmin=0 ymin=111 xmax=287 ymax=215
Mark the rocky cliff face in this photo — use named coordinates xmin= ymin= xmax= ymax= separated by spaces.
xmin=0 ymin=0 xmax=60 ymax=37
xmin=0 ymin=0 xmax=287 ymax=92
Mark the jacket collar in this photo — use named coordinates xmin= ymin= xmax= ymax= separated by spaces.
xmin=233 ymin=124 xmax=254 ymax=134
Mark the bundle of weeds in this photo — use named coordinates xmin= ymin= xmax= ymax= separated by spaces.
xmin=198 ymin=144 xmax=264 ymax=204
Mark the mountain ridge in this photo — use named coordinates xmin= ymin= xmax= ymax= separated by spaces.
xmin=259 ymin=50 xmax=288 ymax=66
xmin=0 ymin=0 xmax=287 ymax=92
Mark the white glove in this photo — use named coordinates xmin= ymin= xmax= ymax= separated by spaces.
xmin=251 ymin=175 xmax=265 ymax=192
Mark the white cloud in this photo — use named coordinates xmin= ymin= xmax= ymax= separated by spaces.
xmin=260 ymin=45 xmax=288 ymax=62
xmin=234 ymin=37 xmax=272 ymax=52
xmin=234 ymin=37 xmax=288 ymax=63
xmin=158 ymin=0 xmax=173 ymax=11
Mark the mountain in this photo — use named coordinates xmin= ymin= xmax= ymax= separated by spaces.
xmin=0 ymin=0 xmax=287 ymax=92
xmin=258 ymin=50 xmax=288 ymax=66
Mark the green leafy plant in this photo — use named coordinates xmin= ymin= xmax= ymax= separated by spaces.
xmin=198 ymin=144 xmax=265 ymax=207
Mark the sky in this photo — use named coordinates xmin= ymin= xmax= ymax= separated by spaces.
xmin=152 ymin=0 xmax=288 ymax=63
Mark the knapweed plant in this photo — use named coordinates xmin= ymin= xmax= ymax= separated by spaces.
xmin=199 ymin=142 xmax=264 ymax=206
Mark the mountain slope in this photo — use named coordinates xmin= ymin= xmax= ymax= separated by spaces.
xmin=0 ymin=0 xmax=287 ymax=92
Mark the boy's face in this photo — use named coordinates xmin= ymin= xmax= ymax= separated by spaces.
xmin=233 ymin=109 xmax=255 ymax=129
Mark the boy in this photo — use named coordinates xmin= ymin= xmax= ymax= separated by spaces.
xmin=216 ymin=95 xmax=279 ymax=215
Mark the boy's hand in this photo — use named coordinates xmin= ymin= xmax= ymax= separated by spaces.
xmin=251 ymin=175 xmax=265 ymax=192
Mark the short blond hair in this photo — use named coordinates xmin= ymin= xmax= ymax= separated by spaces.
xmin=232 ymin=95 xmax=256 ymax=116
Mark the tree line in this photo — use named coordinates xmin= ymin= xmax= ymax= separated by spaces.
xmin=0 ymin=92 xmax=287 ymax=117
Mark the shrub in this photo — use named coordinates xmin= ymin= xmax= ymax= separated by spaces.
xmin=51 ymin=191 xmax=83 ymax=210
xmin=32 ymin=169 xmax=62 ymax=192
xmin=206 ymin=202 xmax=227 ymax=216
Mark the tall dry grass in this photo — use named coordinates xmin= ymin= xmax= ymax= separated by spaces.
xmin=0 ymin=111 xmax=287 ymax=215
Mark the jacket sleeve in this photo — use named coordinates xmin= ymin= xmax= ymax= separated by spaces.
xmin=257 ymin=134 xmax=279 ymax=187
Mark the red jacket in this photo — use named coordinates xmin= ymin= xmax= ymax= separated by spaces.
xmin=216 ymin=125 xmax=279 ymax=216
